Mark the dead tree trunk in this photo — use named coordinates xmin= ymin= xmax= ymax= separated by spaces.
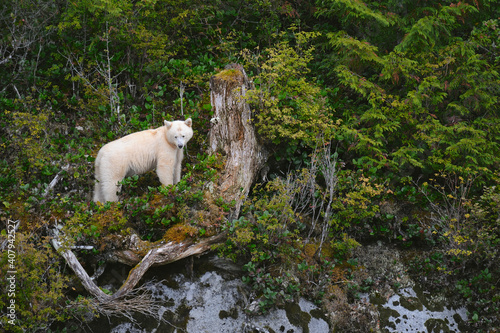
xmin=209 ymin=64 xmax=268 ymax=219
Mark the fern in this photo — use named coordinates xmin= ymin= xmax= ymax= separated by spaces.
xmin=335 ymin=65 xmax=384 ymax=98
xmin=396 ymin=3 xmax=478 ymax=51
xmin=315 ymin=0 xmax=391 ymax=27
xmin=326 ymin=31 xmax=384 ymax=70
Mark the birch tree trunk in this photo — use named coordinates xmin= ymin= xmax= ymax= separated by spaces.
xmin=209 ymin=64 xmax=268 ymax=219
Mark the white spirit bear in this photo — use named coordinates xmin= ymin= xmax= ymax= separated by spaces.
xmin=93 ymin=118 xmax=193 ymax=202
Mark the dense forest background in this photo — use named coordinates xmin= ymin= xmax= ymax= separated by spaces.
xmin=0 ymin=0 xmax=499 ymax=331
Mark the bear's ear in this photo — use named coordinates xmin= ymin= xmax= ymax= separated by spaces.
xmin=185 ymin=118 xmax=192 ymax=127
xmin=164 ymin=120 xmax=173 ymax=129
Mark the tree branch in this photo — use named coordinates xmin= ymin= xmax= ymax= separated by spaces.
xmin=52 ymin=229 xmax=226 ymax=301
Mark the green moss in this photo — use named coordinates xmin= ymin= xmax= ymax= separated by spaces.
xmin=163 ymin=224 xmax=198 ymax=243
xmin=214 ymin=68 xmax=243 ymax=83
xmin=285 ymin=302 xmax=311 ymax=332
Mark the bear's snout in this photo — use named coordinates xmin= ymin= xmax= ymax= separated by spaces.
xmin=177 ymin=143 xmax=184 ymax=149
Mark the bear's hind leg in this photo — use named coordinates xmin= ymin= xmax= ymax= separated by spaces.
xmin=101 ymin=180 xmax=121 ymax=202
xmin=93 ymin=181 xmax=103 ymax=203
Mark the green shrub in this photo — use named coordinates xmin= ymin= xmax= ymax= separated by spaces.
xmin=4 ymin=97 xmax=54 ymax=180
xmin=221 ymin=146 xmax=365 ymax=311
xmin=242 ymin=28 xmax=337 ymax=151
xmin=455 ymin=184 xmax=500 ymax=330
xmin=0 ymin=232 xmax=70 ymax=332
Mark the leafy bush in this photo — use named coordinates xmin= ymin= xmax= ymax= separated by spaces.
xmin=242 ymin=28 xmax=337 ymax=153
xmin=413 ymin=171 xmax=478 ymax=243
xmin=408 ymin=182 xmax=500 ymax=330
xmin=3 ymin=97 xmax=55 ymax=180
xmin=0 ymin=232 xmax=71 ymax=332
xmin=221 ymin=145 xmax=362 ymax=310
xmin=454 ymin=184 xmax=500 ymax=330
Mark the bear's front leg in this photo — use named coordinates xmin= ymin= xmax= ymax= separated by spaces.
xmin=156 ymin=154 xmax=175 ymax=186
xmin=173 ymin=149 xmax=184 ymax=184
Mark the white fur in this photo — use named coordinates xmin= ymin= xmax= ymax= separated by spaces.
xmin=93 ymin=118 xmax=193 ymax=202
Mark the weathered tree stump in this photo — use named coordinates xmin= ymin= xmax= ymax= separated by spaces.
xmin=209 ymin=64 xmax=268 ymax=219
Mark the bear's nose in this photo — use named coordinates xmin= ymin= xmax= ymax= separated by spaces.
xmin=178 ymin=144 xmax=184 ymax=149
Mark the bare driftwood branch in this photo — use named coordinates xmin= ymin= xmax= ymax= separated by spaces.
xmin=110 ymin=232 xmax=226 ymax=299
xmin=52 ymin=231 xmax=226 ymax=301
xmin=51 ymin=234 xmax=110 ymax=302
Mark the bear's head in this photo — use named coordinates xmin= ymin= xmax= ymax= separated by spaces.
xmin=164 ymin=118 xmax=193 ymax=149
